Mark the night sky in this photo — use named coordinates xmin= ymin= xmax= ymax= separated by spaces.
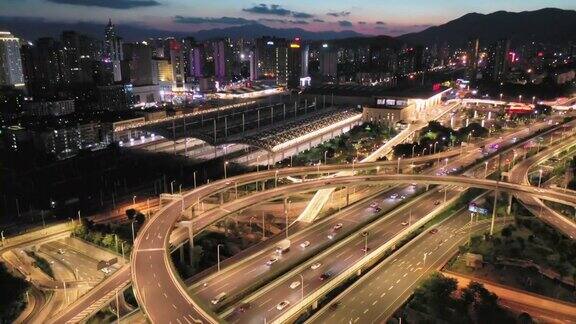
xmin=1 ymin=0 xmax=575 ymax=36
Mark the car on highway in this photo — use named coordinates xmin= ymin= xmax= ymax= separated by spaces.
xmin=434 ymin=200 xmax=441 ymax=206
xmin=311 ymin=262 xmax=322 ymax=270
xmin=319 ymin=271 xmax=333 ymax=281
xmin=369 ymin=201 xmax=379 ymax=208
xmin=327 ymin=233 xmax=335 ymax=239
xmin=211 ymin=292 xmax=226 ymax=305
xmin=266 ymin=257 xmax=278 ymax=266
xmin=237 ymin=303 xmax=251 ymax=313
xmin=300 ymin=241 xmax=311 ymax=249
xmin=361 ymin=231 xmax=369 ymax=237
xmin=429 ymin=228 xmax=439 ymax=234
xmin=277 ymin=301 xmax=290 ymax=310
xmin=401 ymin=221 xmax=409 ymax=226
xmin=399 ymin=195 xmax=406 ymax=200
xmin=290 ymin=281 xmax=301 ymax=289
xmin=101 ymin=267 xmax=111 ymax=274
xmin=333 ymin=223 xmax=343 ymax=231
xmin=373 ymin=206 xmax=382 ymax=213
xmin=389 ymin=193 xmax=399 ymax=199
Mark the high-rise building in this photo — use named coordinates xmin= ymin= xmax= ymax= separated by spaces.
xmin=0 ymin=31 xmax=25 ymax=87
xmin=276 ymin=38 xmax=302 ymax=88
xmin=61 ymin=31 xmax=102 ymax=85
xmin=169 ymin=39 xmax=185 ymax=88
xmin=254 ymin=37 xmax=284 ymax=80
xmin=123 ymin=43 xmax=157 ymax=86
xmin=301 ymin=44 xmax=310 ymax=78
xmin=490 ymin=38 xmax=511 ymax=81
xmin=466 ymin=38 xmax=479 ymax=80
xmin=212 ymin=40 xmax=227 ymax=80
xmin=319 ymin=44 xmax=337 ymax=78
xmin=189 ymin=44 xmax=205 ymax=78
xmin=21 ymin=37 xmax=65 ymax=95
xmin=104 ymin=19 xmax=123 ymax=82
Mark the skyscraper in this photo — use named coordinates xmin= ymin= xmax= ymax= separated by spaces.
xmin=466 ymin=38 xmax=479 ymax=80
xmin=189 ymin=44 xmax=205 ymax=78
xmin=104 ymin=19 xmax=123 ymax=82
xmin=276 ymin=37 xmax=302 ymax=88
xmin=212 ymin=40 xmax=227 ymax=80
xmin=0 ymin=31 xmax=25 ymax=87
xmin=490 ymin=38 xmax=511 ymax=81
xmin=254 ymin=37 xmax=284 ymax=80
xmin=21 ymin=37 xmax=65 ymax=95
xmin=123 ymin=42 xmax=157 ymax=86
xmin=169 ymin=39 xmax=185 ymax=89
xmin=319 ymin=44 xmax=338 ymax=79
xmin=61 ymin=31 xmax=101 ymax=85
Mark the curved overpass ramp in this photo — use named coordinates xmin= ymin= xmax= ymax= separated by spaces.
xmin=132 ymin=169 xmax=576 ymax=323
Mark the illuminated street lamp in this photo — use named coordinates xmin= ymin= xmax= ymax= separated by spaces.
xmin=224 ymin=161 xmax=229 ymax=179
xmin=170 ymin=180 xmax=175 ymax=194
xmin=132 ymin=195 xmax=137 ymax=206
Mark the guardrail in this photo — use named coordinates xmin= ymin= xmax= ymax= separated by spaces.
xmin=272 ymin=189 xmax=464 ymax=323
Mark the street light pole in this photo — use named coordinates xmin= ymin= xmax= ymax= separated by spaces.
xmin=170 ymin=181 xmax=175 ymax=194
xmin=131 ymin=221 xmax=136 ymax=242
xmin=537 ymin=169 xmax=543 ymax=188
xmin=397 ymin=157 xmax=401 ymax=174
xmin=324 ymin=151 xmax=328 ymax=165
xmin=224 ymin=161 xmax=229 ymax=179
xmin=193 ymin=171 xmax=197 ymax=189
xmin=484 ymin=161 xmax=489 ymax=178
xmin=77 ymin=210 xmax=81 ymax=225
xmin=133 ymin=195 xmax=136 ymax=206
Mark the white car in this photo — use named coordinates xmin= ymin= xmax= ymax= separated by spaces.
xmin=277 ymin=300 xmax=290 ymax=310
xmin=333 ymin=223 xmax=343 ymax=230
xmin=311 ymin=262 xmax=322 ymax=270
xmin=327 ymin=233 xmax=335 ymax=240
xmin=401 ymin=221 xmax=409 ymax=226
xmin=300 ymin=241 xmax=310 ymax=248
xmin=290 ymin=281 xmax=301 ymax=289
xmin=101 ymin=267 xmax=111 ymax=274
xmin=266 ymin=258 xmax=278 ymax=266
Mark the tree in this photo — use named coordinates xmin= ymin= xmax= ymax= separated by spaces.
xmin=518 ymin=312 xmax=534 ymax=324
xmin=126 ymin=208 xmax=137 ymax=220
xmin=135 ymin=212 xmax=145 ymax=224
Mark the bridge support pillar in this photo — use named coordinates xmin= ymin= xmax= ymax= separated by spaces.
xmin=179 ymin=244 xmax=185 ymax=264
xmin=490 ymin=190 xmax=499 ymax=236
xmin=346 ymin=187 xmax=350 ymax=206
xmin=219 ymin=192 xmax=224 ymax=205
xmin=507 ymin=194 xmax=513 ymax=215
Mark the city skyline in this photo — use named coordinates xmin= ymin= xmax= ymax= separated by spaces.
xmin=1 ymin=0 xmax=575 ymax=39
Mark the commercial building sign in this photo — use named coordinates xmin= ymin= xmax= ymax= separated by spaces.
xmin=375 ymin=98 xmax=408 ymax=108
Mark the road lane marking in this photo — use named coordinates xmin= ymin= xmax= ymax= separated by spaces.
xmin=380 ymin=292 xmax=386 ymax=298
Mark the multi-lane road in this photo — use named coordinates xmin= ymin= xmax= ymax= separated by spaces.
xmin=307 ymin=208 xmax=493 ymax=323
xmin=131 ymin=117 xmax=576 ymax=324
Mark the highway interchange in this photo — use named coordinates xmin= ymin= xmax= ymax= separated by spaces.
xmin=131 ymin=112 xmax=576 ymax=324
xmin=16 ymin=102 xmax=574 ymax=324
